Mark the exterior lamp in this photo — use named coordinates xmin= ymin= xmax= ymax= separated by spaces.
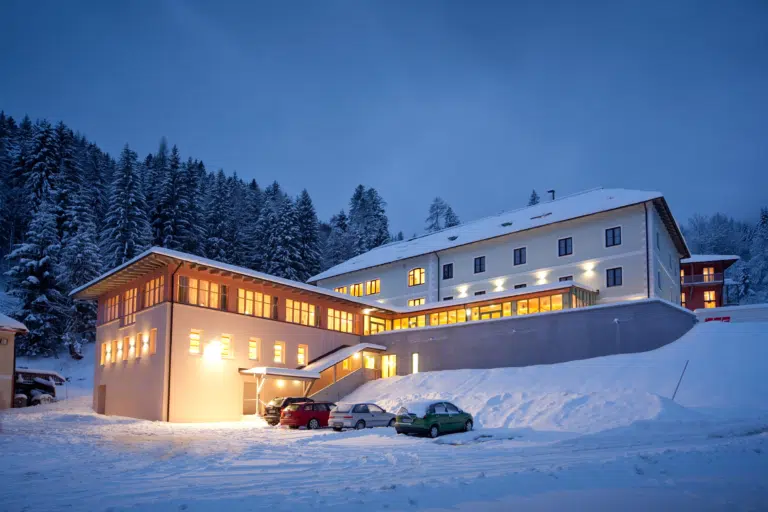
xmin=458 ymin=285 xmax=469 ymax=298
xmin=203 ymin=339 xmax=222 ymax=362
xmin=276 ymin=379 xmax=285 ymax=388
xmin=493 ymin=279 xmax=505 ymax=292
xmin=583 ymin=262 xmax=595 ymax=277
xmin=536 ymin=271 xmax=548 ymax=285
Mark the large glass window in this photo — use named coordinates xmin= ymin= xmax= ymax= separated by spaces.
xmin=558 ymin=237 xmax=573 ymax=257
xmin=248 ymin=338 xmax=260 ymax=360
xmin=364 ymin=316 xmax=387 ymax=335
xmin=274 ymin=341 xmax=285 ymax=363
xmin=704 ymin=290 xmax=716 ymax=308
xmin=123 ymin=288 xmax=138 ymax=325
xmin=408 ymin=268 xmax=425 ymax=286
xmin=297 ymin=344 xmax=308 ymax=366
xmin=365 ymin=279 xmax=380 ymax=295
xmin=104 ymin=295 xmax=120 ymax=323
xmin=605 ymin=227 xmax=622 ymax=247
xmin=334 ymin=286 xmax=347 ymax=294
xmin=606 ymin=267 xmax=623 ymax=287
xmin=702 ymin=267 xmax=715 ymax=283
xmin=143 ymin=276 xmax=165 ymax=308
xmin=514 ymin=247 xmax=526 ymax=266
xmin=237 ymin=289 xmax=272 ymax=318
xmin=328 ymin=308 xmax=354 ymax=333
xmin=179 ymin=277 xmax=227 ymax=310
xmin=285 ymin=299 xmax=317 ymax=326
xmin=350 ymin=283 xmax=363 ymax=297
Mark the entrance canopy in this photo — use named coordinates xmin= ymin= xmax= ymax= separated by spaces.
xmin=239 ymin=367 xmax=320 ymax=380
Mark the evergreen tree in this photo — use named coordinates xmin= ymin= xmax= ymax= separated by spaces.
xmin=225 ymin=173 xmax=249 ymax=266
xmin=425 ymin=197 xmax=447 ymax=233
xmin=157 ymin=145 xmax=189 ymax=250
xmin=148 ymin=138 xmax=169 ymax=245
xmin=748 ymin=207 xmax=768 ymax=302
xmin=27 ymin=119 xmax=59 ymax=207
xmin=102 ymin=145 xmax=151 ymax=268
xmin=203 ymin=169 xmax=231 ymax=262
xmin=348 ymin=185 xmax=390 ymax=255
xmin=444 ymin=206 xmax=460 ymax=228
xmin=178 ymin=158 xmax=205 ymax=255
xmin=241 ymin=178 xmax=263 ymax=269
xmin=393 ymin=231 xmax=405 ymax=242
xmin=53 ymin=122 xmax=82 ymax=239
xmin=5 ymin=115 xmax=34 ymax=250
xmin=528 ymin=189 xmax=540 ymax=206
xmin=5 ymin=195 xmax=66 ymax=356
xmin=261 ymin=198 xmax=304 ymax=280
xmin=295 ymin=189 xmax=321 ymax=281
xmin=322 ymin=210 xmax=352 ymax=269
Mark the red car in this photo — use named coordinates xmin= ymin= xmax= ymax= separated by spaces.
xmin=280 ymin=402 xmax=336 ymax=430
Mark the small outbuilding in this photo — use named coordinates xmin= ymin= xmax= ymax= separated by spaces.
xmin=0 ymin=312 xmax=28 ymax=409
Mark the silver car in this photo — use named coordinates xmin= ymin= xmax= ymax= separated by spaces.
xmin=329 ymin=403 xmax=396 ymax=431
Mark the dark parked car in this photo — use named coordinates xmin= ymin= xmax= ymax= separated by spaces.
xmin=280 ymin=401 xmax=336 ymax=429
xmin=264 ymin=396 xmax=314 ymax=426
xmin=395 ymin=401 xmax=473 ymax=438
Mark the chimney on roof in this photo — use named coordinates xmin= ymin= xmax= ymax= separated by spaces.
xmin=547 ymin=189 xmax=555 ymax=201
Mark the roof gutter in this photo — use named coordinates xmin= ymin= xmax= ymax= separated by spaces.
xmin=165 ymin=261 xmax=183 ymax=422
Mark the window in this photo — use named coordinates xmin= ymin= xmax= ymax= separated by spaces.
xmin=514 ymin=284 xmax=527 ymax=289
xmin=128 ymin=336 xmax=137 ymax=358
xmin=364 ymin=316 xmax=387 ymax=335
xmin=443 ymin=296 xmax=453 ymax=301
xmin=286 ymin=299 xmax=317 ymax=326
xmin=350 ymin=283 xmax=363 ymax=297
xmin=408 ymin=268 xmax=425 ymax=286
xmin=364 ymin=355 xmax=376 ymax=369
xmin=297 ymin=344 xmax=308 ymax=366
xmin=445 ymin=403 xmax=460 ymax=414
xmin=559 ymin=276 xmax=573 ymax=282
xmin=327 ymin=308 xmax=354 ymax=333
xmin=412 ymin=353 xmax=419 ymax=374
xmin=429 ymin=307 xmax=468 ymax=326
xmin=189 ymin=330 xmax=201 ymax=354
xmin=607 ymin=267 xmax=623 ymax=287
xmin=442 ymin=263 xmax=454 ymax=280
xmin=101 ymin=342 xmax=108 ymax=365
xmin=558 ymin=237 xmax=573 ymax=257
xmin=220 ymin=334 xmax=232 ymax=358
xmin=104 ymin=295 xmax=120 ymax=323
xmin=143 ymin=276 xmax=165 ymax=308
xmin=408 ymin=298 xmax=425 ymax=307
xmin=248 ymin=338 xmax=260 ymax=360
xmin=365 ymin=279 xmax=380 ymax=295
xmin=681 ymin=293 xmax=686 ymax=308
xmin=274 ymin=341 xmax=285 ymax=363
xmin=514 ymin=247 xmax=526 ymax=266
xmin=148 ymin=328 xmax=157 ymax=355
xmin=702 ymin=267 xmax=715 ymax=283
xmin=605 ymin=227 xmax=622 ymax=247
xmin=704 ymin=290 xmax=716 ymax=308
xmin=334 ymin=286 xmax=347 ymax=294
xmin=237 ymin=289 xmax=272 ymax=318
xmin=474 ymin=256 xmax=486 ymax=274
xmin=474 ymin=290 xmax=486 ymax=296
xmin=680 ymin=269 xmax=685 ymax=283
xmin=393 ymin=315 xmax=426 ymax=330
xmin=123 ymin=288 xmax=138 ymax=325
xmin=353 ymin=404 xmax=370 ymax=413
xmin=110 ymin=340 xmax=117 ymax=363
xmin=179 ymin=277 xmax=227 ymax=310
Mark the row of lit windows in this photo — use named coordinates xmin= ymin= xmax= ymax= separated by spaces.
xmin=408 ymin=298 xmax=425 ymax=307
xmin=100 ymin=330 xmax=157 ymax=365
xmin=285 ymin=299 xmax=317 ymax=327
xmin=335 ymin=279 xmax=381 ymax=297
xmin=104 ymin=276 xmax=167 ymax=326
xmin=187 ymin=330 xmax=308 ymax=365
xmin=178 ymin=277 xmax=229 ymax=311
xmin=327 ymin=308 xmax=354 ymax=333
xmin=144 ymin=276 xmax=164 ymax=309
xmin=237 ymin=289 xmax=274 ymax=318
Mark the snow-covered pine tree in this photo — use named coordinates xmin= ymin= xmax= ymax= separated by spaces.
xmin=225 ymin=173 xmax=249 ymax=266
xmin=5 ymin=195 xmax=67 ymax=356
xmin=425 ymin=197 xmax=447 ymax=233
xmin=178 ymin=158 xmax=206 ymax=255
xmin=364 ymin=187 xmax=390 ymax=249
xmin=528 ymin=189 xmax=540 ymax=206
xmin=393 ymin=231 xmax=404 ymax=242
xmin=322 ymin=210 xmax=352 ymax=270
xmin=102 ymin=144 xmax=151 ymax=269
xmin=295 ymin=189 xmax=321 ymax=281
xmin=748 ymin=207 xmax=768 ymax=303
xmin=241 ymin=178 xmax=263 ymax=269
xmin=203 ymin=169 xmax=232 ymax=262
xmin=0 ymin=112 xmax=16 ymax=254
xmin=262 ymin=198 xmax=304 ymax=281
xmin=348 ymin=185 xmax=390 ymax=255
xmin=158 ymin=145 xmax=190 ymax=250
xmin=52 ymin=122 xmax=83 ymax=239
xmin=148 ymin=138 xmax=169 ymax=246
xmin=26 ymin=119 xmax=59 ymax=208
xmin=4 ymin=115 xmax=35 ymax=251
xmin=444 ymin=205 xmax=460 ymax=228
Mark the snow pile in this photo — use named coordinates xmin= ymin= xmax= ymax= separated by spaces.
xmin=15 ymin=343 xmax=95 ymax=398
xmin=344 ymin=322 xmax=768 ymax=433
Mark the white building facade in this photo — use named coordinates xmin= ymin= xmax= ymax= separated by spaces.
xmin=309 ymin=189 xmax=687 ymax=309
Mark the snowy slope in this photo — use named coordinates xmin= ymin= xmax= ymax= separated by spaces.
xmin=15 ymin=343 xmax=95 ymax=398
xmin=344 ymin=322 xmax=768 ymax=433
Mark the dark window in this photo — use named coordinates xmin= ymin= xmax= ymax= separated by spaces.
xmin=514 ymin=284 xmax=527 ymax=289
xmin=353 ymin=404 xmax=369 ymax=414
xmin=514 ymin=247 xmax=526 ymax=266
xmin=220 ymin=285 xmax=229 ymax=311
xmin=474 ymin=290 xmax=486 ymax=296
xmin=443 ymin=296 xmax=453 ymax=301
xmin=605 ymin=227 xmax=621 ymax=247
xmin=558 ymin=237 xmax=573 ymax=257
xmin=442 ymin=263 xmax=454 ymax=280
xmin=474 ymin=256 xmax=486 ymax=274
xmin=445 ymin=403 xmax=460 ymax=413
xmin=607 ymin=267 xmax=623 ymax=287
xmin=658 ymin=271 xmax=662 ymax=289
xmin=559 ymin=276 xmax=573 ymax=282
xmin=178 ymin=276 xmax=189 ymax=303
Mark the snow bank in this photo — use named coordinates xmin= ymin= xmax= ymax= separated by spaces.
xmin=344 ymin=322 xmax=768 ymax=433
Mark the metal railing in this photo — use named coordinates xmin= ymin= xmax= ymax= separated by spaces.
xmin=680 ymin=273 xmax=723 ymax=285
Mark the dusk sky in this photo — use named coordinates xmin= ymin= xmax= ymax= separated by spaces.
xmin=1 ymin=0 xmax=766 ymax=235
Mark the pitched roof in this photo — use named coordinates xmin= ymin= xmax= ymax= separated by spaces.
xmin=0 ymin=312 xmax=27 ymax=333
xmin=309 ymin=188 xmax=688 ymax=282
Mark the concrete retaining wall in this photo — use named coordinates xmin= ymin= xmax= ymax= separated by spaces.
xmin=695 ymin=303 xmax=768 ymax=323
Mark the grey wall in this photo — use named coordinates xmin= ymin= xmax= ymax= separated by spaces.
xmin=365 ymin=299 xmax=696 ymax=374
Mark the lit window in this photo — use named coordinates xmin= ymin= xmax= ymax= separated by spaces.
xmin=552 ymin=294 xmax=563 ymax=310
xmin=286 ymin=299 xmax=317 ymax=326
xmin=680 ymin=269 xmax=685 ymax=284
xmin=605 ymin=227 xmax=621 ymax=247
xmin=101 ymin=342 xmax=108 ymax=365
xmin=558 ymin=237 xmax=573 ymax=257
xmin=148 ymin=328 xmax=157 ymax=355
xmin=220 ymin=334 xmax=232 ymax=358
xmin=123 ymin=288 xmax=138 ymax=325
xmin=681 ymin=292 xmax=686 ymax=308
xmin=365 ymin=279 xmax=380 ymax=295
xmin=364 ymin=316 xmax=387 ymax=335
xmin=189 ymin=330 xmax=201 ymax=354
xmin=327 ymin=308 xmax=354 ymax=333
xmin=179 ymin=277 xmax=227 ymax=311
xmin=518 ymin=300 xmax=529 ymax=315
xmin=104 ymin=295 xmax=120 ymax=323
xmin=334 ymin=286 xmax=347 ymax=294
xmin=350 ymin=283 xmax=363 ymax=297
xmin=248 ymin=338 xmax=260 ymax=360
xmin=514 ymin=247 xmax=526 ymax=266
xmin=143 ymin=276 xmax=165 ymax=309
xmin=702 ymin=267 xmax=715 ymax=283
xmin=274 ymin=341 xmax=285 ymax=363
xmin=342 ymin=358 xmax=349 ymax=370
xmin=408 ymin=268 xmax=425 ymax=287
xmin=503 ymin=302 xmax=512 ymax=317
xmin=474 ymin=256 xmax=486 ymax=274
xmin=297 ymin=344 xmax=308 ymax=366
xmin=408 ymin=298 xmax=425 ymax=307
xmin=237 ymin=289 xmax=272 ymax=318
xmin=111 ymin=340 xmax=118 ymax=363
xmin=704 ymin=290 xmax=716 ymax=308
xmin=412 ymin=353 xmax=419 ymax=374
xmin=364 ymin=355 xmax=376 ymax=369
xmin=606 ymin=267 xmax=623 ymax=287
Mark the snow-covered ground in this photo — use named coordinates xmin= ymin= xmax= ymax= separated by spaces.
xmin=1 ymin=322 xmax=767 ymax=511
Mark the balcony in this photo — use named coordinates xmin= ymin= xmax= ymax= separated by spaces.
xmin=681 ymin=273 xmax=723 ymax=285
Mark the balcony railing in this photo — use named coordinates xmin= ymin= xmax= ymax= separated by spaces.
xmin=681 ymin=273 xmax=723 ymax=285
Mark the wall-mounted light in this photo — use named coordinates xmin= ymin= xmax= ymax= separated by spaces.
xmin=142 ymin=333 xmax=150 ymax=347
xmin=276 ymin=379 xmax=285 ymax=388
xmin=203 ymin=339 xmax=222 ymax=362
xmin=363 ymin=308 xmax=374 ymax=314
xmin=536 ymin=271 xmax=548 ymax=285
xmin=583 ymin=262 xmax=595 ymax=276
xmin=465 ymin=308 xmax=472 ymax=318
xmin=129 ymin=337 xmax=136 ymax=353
xmin=353 ymin=352 xmax=361 ymax=360
xmin=458 ymin=285 xmax=469 ymax=298
xmin=493 ymin=278 xmax=505 ymax=292
xmin=293 ymin=380 xmax=301 ymax=385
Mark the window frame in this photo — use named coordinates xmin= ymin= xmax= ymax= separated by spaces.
xmin=407 ymin=298 xmax=426 ymax=307
xmin=273 ymin=341 xmax=286 ymax=364
xmin=513 ymin=247 xmax=527 ymax=266
xmin=350 ymin=283 xmax=364 ymax=297
xmin=559 ymin=276 xmax=573 ymax=282
xmin=703 ymin=290 xmax=716 ymax=308
xmin=248 ymin=338 xmax=260 ymax=361
xmin=334 ymin=286 xmax=347 ymax=294
xmin=606 ymin=267 xmax=623 ymax=288
xmin=297 ymin=344 xmax=308 ymax=366
xmin=605 ymin=226 xmax=622 ymax=248
xmin=442 ymin=263 xmax=454 ymax=280
xmin=473 ymin=256 xmax=486 ymax=274
xmin=365 ymin=279 xmax=381 ymax=295
xmin=408 ymin=268 xmax=426 ymax=287
xmin=558 ymin=237 xmax=573 ymax=257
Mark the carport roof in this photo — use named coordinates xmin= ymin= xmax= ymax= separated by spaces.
xmin=239 ymin=367 xmax=321 ymax=379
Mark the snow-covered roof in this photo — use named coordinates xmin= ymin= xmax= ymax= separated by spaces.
xmin=303 ymin=343 xmax=386 ymax=373
xmin=681 ymin=254 xmax=740 ymax=264
xmin=14 ymin=368 xmax=66 ymax=383
xmin=310 ymin=188 xmax=683 ymax=282
xmin=239 ymin=367 xmax=321 ymax=379
xmin=0 ymin=312 xmax=27 ymax=333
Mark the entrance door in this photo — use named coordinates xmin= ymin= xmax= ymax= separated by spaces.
xmin=96 ymin=385 xmax=106 ymax=414
xmin=382 ymin=355 xmax=397 ymax=378
xmin=243 ymin=382 xmax=258 ymax=415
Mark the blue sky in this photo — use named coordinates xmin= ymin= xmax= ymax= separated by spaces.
xmin=1 ymin=0 xmax=766 ymax=235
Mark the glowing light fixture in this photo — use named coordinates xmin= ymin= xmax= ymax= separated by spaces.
xmin=493 ymin=278 xmax=505 ymax=292
xmin=142 ymin=333 xmax=150 ymax=347
xmin=203 ymin=339 xmax=222 ymax=362
xmin=353 ymin=352 xmax=361 ymax=360
xmin=536 ymin=271 xmax=548 ymax=285
xmin=276 ymin=379 xmax=285 ymax=388
xmin=458 ymin=285 xmax=469 ymax=298
xmin=363 ymin=308 xmax=375 ymax=314
xmin=465 ymin=308 xmax=472 ymax=317
xmin=583 ymin=262 xmax=596 ymax=276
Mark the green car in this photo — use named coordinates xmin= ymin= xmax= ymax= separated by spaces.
xmin=395 ymin=400 xmax=473 ymax=438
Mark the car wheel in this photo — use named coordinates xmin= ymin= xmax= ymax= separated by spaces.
xmin=333 ymin=427 xmax=342 ymax=432
xmin=396 ymin=430 xmax=405 ymax=435
xmin=429 ymin=425 xmax=439 ymax=439
xmin=289 ymin=425 xmax=299 ymax=430
xmin=465 ymin=420 xmax=473 ymax=432
xmin=355 ymin=420 xmax=366 ymax=430
xmin=388 ymin=418 xmax=396 ymax=428
xmin=308 ymin=418 xmax=320 ymax=430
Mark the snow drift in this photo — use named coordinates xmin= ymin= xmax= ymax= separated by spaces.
xmin=344 ymin=321 xmax=768 ymax=434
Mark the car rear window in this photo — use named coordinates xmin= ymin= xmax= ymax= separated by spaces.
xmin=334 ymin=403 xmax=353 ymax=413
xmin=268 ymin=397 xmax=284 ymax=406
xmin=284 ymin=404 xmax=300 ymax=411
xmin=353 ymin=404 xmax=369 ymax=413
